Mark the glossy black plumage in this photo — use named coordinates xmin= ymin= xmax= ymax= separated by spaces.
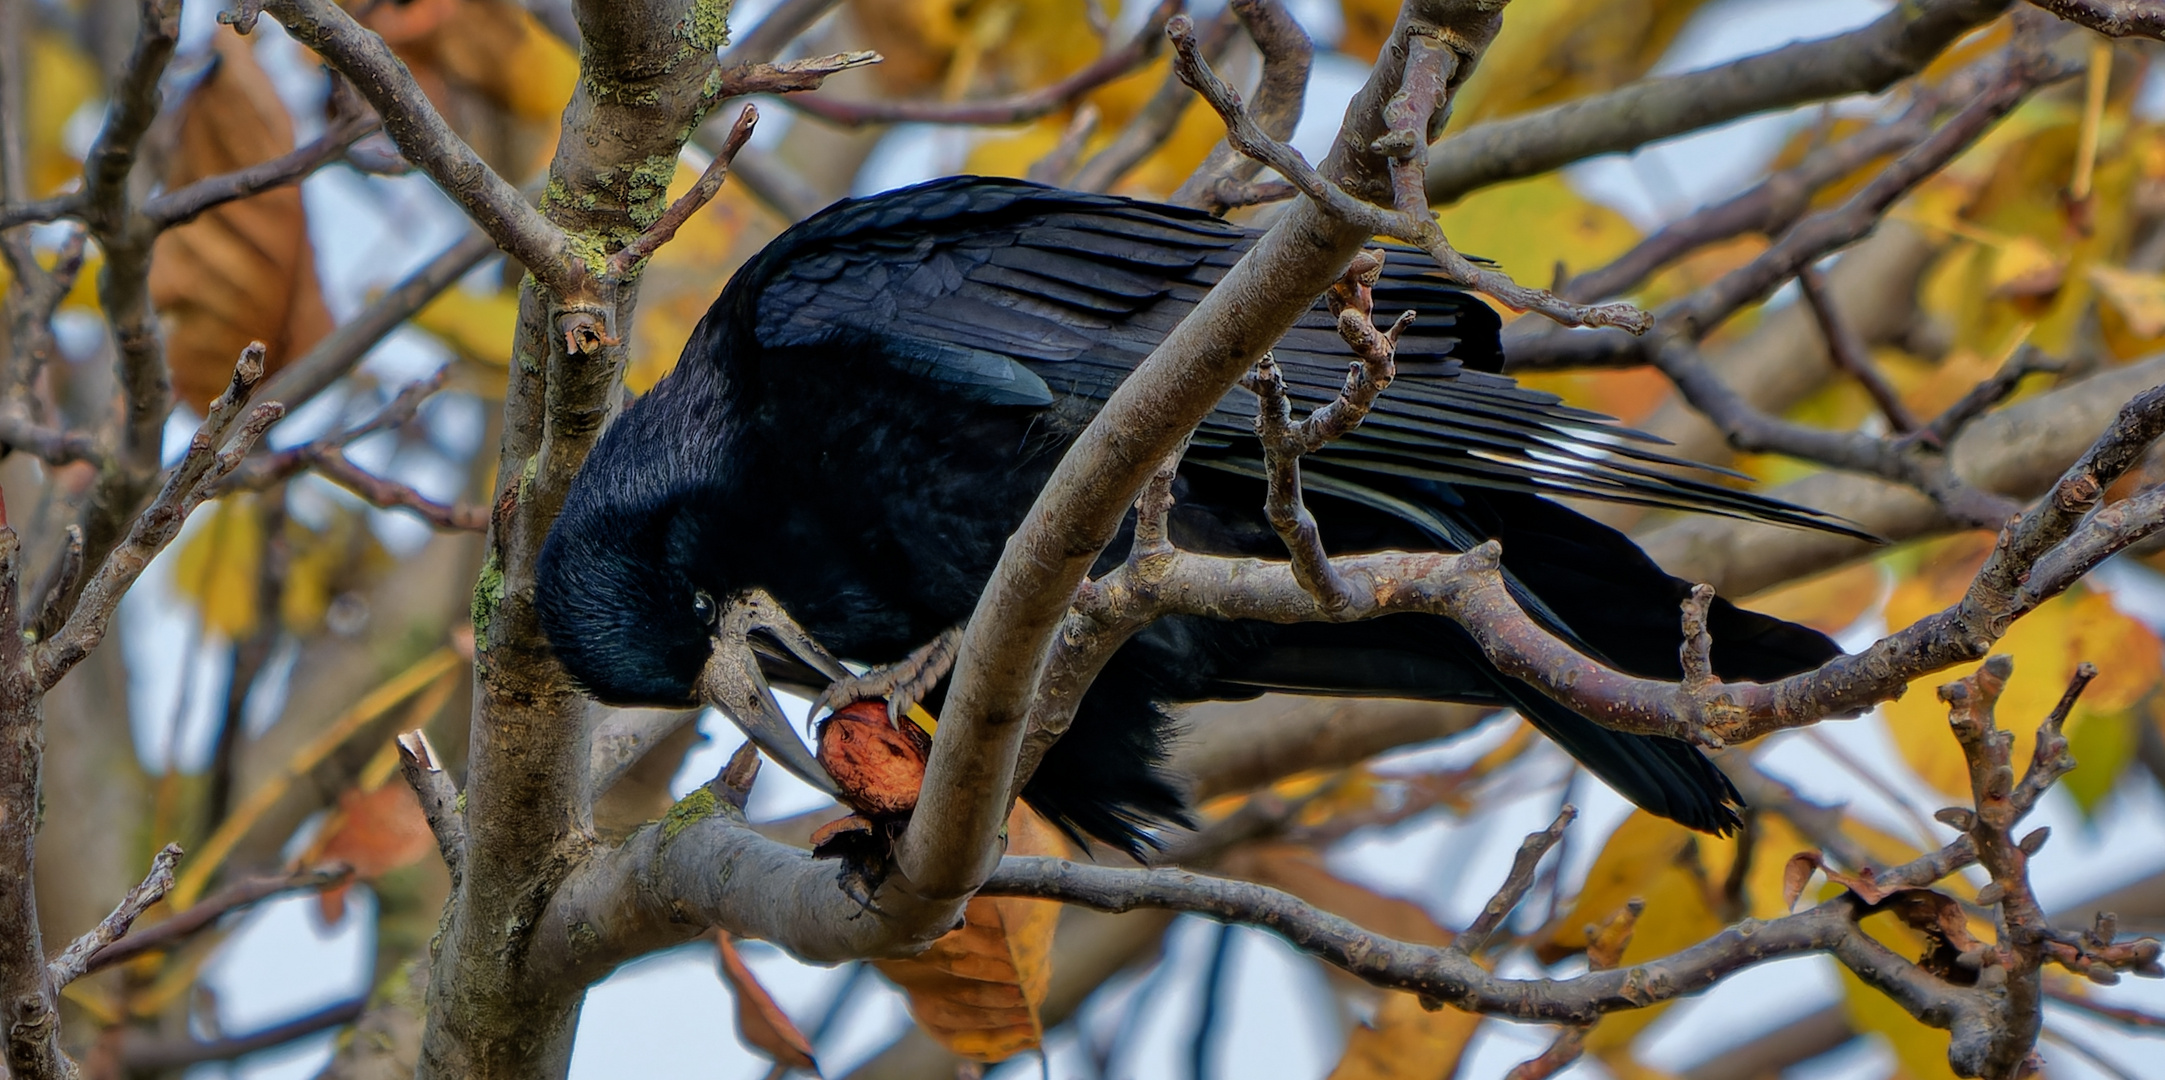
xmin=537 ymin=176 xmax=1851 ymax=854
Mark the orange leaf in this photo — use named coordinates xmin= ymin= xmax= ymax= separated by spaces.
xmin=716 ymin=932 xmax=820 ymax=1075
xmin=149 ymin=28 xmax=331 ymax=411
xmin=874 ymin=805 xmax=1067 ymax=1062
xmin=301 ymin=782 xmax=433 ymax=922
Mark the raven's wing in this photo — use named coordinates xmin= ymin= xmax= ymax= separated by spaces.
xmin=729 ymin=175 xmax=1864 ymax=537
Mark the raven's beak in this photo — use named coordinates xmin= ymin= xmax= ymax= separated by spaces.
xmin=693 ymin=591 xmax=851 ymax=799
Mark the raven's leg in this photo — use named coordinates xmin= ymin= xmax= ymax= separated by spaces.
xmin=809 ymin=626 xmax=964 ymax=727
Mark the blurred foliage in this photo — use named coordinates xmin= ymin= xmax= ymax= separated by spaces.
xmin=19 ymin=1 xmax=2165 ymax=1077
xmin=150 ymin=27 xmax=333 ymax=410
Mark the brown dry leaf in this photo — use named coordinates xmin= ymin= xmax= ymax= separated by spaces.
xmin=1327 ymin=991 xmax=1480 ymax=1080
xmin=149 ymin=28 xmax=332 ymax=412
xmin=302 ymin=782 xmax=434 ymax=922
xmin=874 ymin=804 xmax=1068 ymax=1062
xmin=1781 ymin=850 xmax=1893 ymax=908
xmin=716 ymin=932 xmax=821 ymax=1075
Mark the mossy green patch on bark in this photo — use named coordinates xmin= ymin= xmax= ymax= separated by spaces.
xmin=683 ymin=0 xmax=732 ymax=52
xmin=660 ymin=787 xmax=719 ymax=846
xmin=471 ymin=551 xmax=505 ymax=648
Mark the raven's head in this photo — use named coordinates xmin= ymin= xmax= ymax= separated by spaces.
xmin=534 ymin=358 xmax=841 ymax=797
xmin=535 ymin=490 xmax=715 ymax=709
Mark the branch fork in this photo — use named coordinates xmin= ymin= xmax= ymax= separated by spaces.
xmin=1166 ymin=16 xmax=1651 ymax=334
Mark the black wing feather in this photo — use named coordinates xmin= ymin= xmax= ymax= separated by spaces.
xmin=728 ymin=175 xmax=1864 ymax=540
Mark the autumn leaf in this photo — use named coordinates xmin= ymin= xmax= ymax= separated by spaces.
xmin=358 ymin=0 xmax=577 ymax=178
xmin=149 ymin=28 xmax=332 ymax=412
xmin=301 ymin=782 xmax=435 ymax=923
xmin=874 ymin=804 xmax=1068 ymax=1062
xmin=1883 ymin=535 xmax=2164 ymax=802
xmin=716 ymin=932 xmax=820 ymax=1076
xmin=1742 ymin=562 xmax=1885 ymax=636
xmin=171 ymin=495 xmax=266 ymax=638
xmin=1327 ymin=992 xmax=1480 ymax=1080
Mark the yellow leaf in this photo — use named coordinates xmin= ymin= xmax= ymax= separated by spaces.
xmin=1432 ymin=173 xmax=1640 ymax=291
xmin=1744 ymin=562 xmax=1884 ymax=636
xmin=28 ymin=33 xmax=98 ymax=197
xmin=1327 ymin=992 xmax=1479 ymax=1080
xmin=874 ymin=804 xmax=1067 ymax=1062
xmin=171 ymin=496 xmax=265 ymax=638
xmin=1883 ymin=535 xmax=2163 ymax=799
xmin=1448 ymin=0 xmax=1714 ymax=125
xmin=415 ymin=286 xmax=522 ymax=367
xmin=2088 ymin=263 xmax=2165 ymax=344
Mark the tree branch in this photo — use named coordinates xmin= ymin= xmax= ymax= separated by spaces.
xmin=259 ymin=0 xmax=582 ymax=297
xmin=2027 ymin=0 xmax=2165 ymax=38
xmin=45 ymin=843 xmax=181 ymax=990
xmin=1425 ymin=0 xmax=2016 ymax=204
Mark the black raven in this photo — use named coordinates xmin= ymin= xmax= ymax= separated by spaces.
xmin=537 ymin=176 xmax=1856 ymax=855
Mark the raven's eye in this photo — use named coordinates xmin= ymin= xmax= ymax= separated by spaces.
xmin=691 ymin=590 xmax=717 ymax=628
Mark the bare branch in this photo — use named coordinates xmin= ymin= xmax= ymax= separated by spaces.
xmin=46 ymin=843 xmax=182 ymax=989
xmin=1455 ymin=807 xmax=1573 ymax=955
xmin=2028 ymin=0 xmax=2165 ymax=38
xmin=256 ymin=231 xmax=495 ymax=412
xmin=142 ymin=105 xmax=380 ymax=228
xmin=715 ymin=51 xmax=880 ymax=99
xmin=397 ymin=730 xmax=466 ymax=885
xmin=259 ymin=0 xmax=582 ymax=296
xmin=119 ymin=997 xmax=366 ymax=1070
xmin=1799 ymin=265 xmax=1922 ymax=434
xmin=1425 ymin=0 xmax=2018 ymax=204
xmin=1557 ymin=109 xmax=1935 ymax=305
xmin=37 ymin=347 xmax=284 ymax=688
xmin=82 ymin=865 xmax=351 ymax=974
xmin=1167 ymin=16 xmax=1650 ymax=333
xmin=1172 ymin=0 xmax=1312 ymax=211
xmin=609 ymin=105 xmax=759 ymax=276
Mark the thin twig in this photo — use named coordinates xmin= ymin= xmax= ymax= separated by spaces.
xmin=609 ymin=105 xmax=759 ymax=276
xmin=1800 ymin=266 xmax=1921 ymax=433
xmin=46 ymin=843 xmax=182 ymax=988
xmin=82 ymin=865 xmax=352 ymax=974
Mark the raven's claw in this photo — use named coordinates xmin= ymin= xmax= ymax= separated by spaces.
xmin=809 ymin=626 xmax=963 ymax=729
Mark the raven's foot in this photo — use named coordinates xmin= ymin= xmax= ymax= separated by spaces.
xmin=809 ymin=626 xmax=963 ymax=728
xmin=810 ymin=812 xmax=900 ymax=914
